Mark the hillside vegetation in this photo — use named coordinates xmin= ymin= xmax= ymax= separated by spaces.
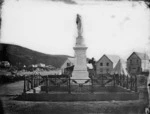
xmin=0 ymin=43 xmax=70 ymax=68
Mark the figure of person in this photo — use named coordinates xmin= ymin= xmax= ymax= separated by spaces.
xmin=76 ymin=14 xmax=83 ymax=37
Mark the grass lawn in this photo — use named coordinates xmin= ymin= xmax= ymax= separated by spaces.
xmin=0 ymin=96 xmax=147 ymax=114
xmin=0 ymin=79 xmax=148 ymax=114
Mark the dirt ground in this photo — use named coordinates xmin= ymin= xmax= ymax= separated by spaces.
xmin=0 ymin=81 xmax=24 ymax=96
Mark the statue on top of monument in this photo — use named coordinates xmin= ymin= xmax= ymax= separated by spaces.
xmin=76 ymin=14 xmax=83 ymax=37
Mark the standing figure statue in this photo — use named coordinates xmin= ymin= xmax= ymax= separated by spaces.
xmin=76 ymin=14 xmax=83 ymax=37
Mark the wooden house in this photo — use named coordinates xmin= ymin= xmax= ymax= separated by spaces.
xmin=96 ymin=54 xmax=120 ymax=75
xmin=61 ymin=58 xmax=74 ymax=74
xmin=127 ymin=52 xmax=149 ymax=76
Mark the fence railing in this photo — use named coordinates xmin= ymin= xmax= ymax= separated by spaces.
xmin=23 ymin=74 xmax=43 ymax=93
xmin=40 ymin=77 xmax=92 ymax=94
xmin=23 ymin=74 xmax=69 ymax=93
xmin=23 ymin=74 xmax=138 ymax=94
xmin=113 ymin=74 xmax=137 ymax=92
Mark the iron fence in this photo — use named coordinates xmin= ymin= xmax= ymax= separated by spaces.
xmin=23 ymin=73 xmax=138 ymax=94
xmin=113 ymin=74 xmax=137 ymax=92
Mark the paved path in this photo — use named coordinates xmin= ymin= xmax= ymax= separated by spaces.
xmin=0 ymin=81 xmax=24 ymax=96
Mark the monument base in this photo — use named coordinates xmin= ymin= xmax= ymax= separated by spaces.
xmin=71 ymin=70 xmax=90 ymax=84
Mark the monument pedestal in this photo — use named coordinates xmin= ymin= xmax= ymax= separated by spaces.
xmin=71 ymin=46 xmax=90 ymax=84
xmin=71 ymin=14 xmax=90 ymax=85
xmin=71 ymin=70 xmax=89 ymax=84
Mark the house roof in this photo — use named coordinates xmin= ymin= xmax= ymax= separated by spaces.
xmin=135 ymin=52 xmax=149 ymax=60
xmin=60 ymin=57 xmax=74 ymax=68
xmin=97 ymin=54 xmax=121 ymax=68
xmin=127 ymin=52 xmax=149 ymax=60
xmin=68 ymin=57 xmax=75 ymax=64
xmin=106 ymin=55 xmax=120 ymax=63
xmin=106 ymin=54 xmax=121 ymax=67
xmin=97 ymin=55 xmax=112 ymax=64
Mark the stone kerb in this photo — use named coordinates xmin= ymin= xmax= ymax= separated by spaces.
xmin=137 ymin=75 xmax=148 ymax=101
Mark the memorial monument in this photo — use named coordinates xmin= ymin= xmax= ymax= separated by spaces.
xmin=71 ymin=14 xmax=89 ymax=84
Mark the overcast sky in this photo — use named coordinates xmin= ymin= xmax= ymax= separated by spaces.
xmin=1 ymin=0 xmax=150 ymax=60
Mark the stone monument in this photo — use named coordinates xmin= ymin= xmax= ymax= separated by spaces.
xmin=71 ymin=14 xmax=89 ymax=84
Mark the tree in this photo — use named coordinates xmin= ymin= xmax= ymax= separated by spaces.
xmin=88 ymin=57 xmax=96 ymax=72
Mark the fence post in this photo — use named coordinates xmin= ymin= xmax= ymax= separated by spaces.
xmin=33 ymin=88 xmax=36 ymax=94
xmin=27 ymin=78 xmax=30 ymax=91
xmin=113 ymin=75 xmax=116 ymax=86
xmin=118 ymin=74 xmax=120 ymax=86
xmin=130 ymin=76 xmax=132 ymax=90
xmin=46 ymin=76 xmax=48 ymax=93
xmin=33 ymin=75 xmax=36 ymax=88
xmin=55 ymin=76 xmax=56 ymax=86
xmin=101 ymin=74 xmax=104 ymax=87
xmin=120 ymin=75 xmax=122 ymax=86
xmin=127 ymin=75 xmax=128 ymax=89
xmin=68 ymin=75 xmax=71 ymax=94
xmin=123 ymin=75 xmax=125 ymax=87
xmin=91 ymin=77 xmax=94 ymax=93
xmin=23 ymin=75 xmax=26 ymax=94
xmin=38 ymin=75 xmax=40 ymax=85
xmin=31 ymin=75 xmax=34 ymax=89
xmin=135 ymin=75 xmax=137 ymax=92
xmin=35 ymin=74 xmax=37 ymax=87
xmin=37 ymin=75 xmax=39 ymax=86
xmin=118 ymin=74 xmax=119 ymax=85
xmin=118 ymin=74 xmax=120 ymax=85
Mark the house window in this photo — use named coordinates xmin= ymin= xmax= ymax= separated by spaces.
xmin=106 ymin=63 xmax=109 ymax=66
xmin=130 ymin=60 xmax=132 ymax=64
xmin=100 ymin=63 xmax=103 ymax=66
xmin=67 ymin=63 xmax=71 ymax=67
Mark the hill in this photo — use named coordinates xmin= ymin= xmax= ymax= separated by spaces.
xmin=0 ymin=43 xmax=71 ymax=68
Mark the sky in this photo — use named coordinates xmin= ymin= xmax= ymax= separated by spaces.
xmin=0 ymin=0 xmax=150 ymax=60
